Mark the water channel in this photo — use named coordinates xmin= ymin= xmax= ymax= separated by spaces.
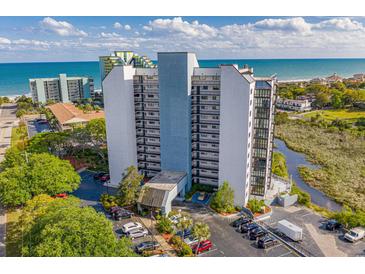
xmin=274 ymin=138 xmax=342 ymax=212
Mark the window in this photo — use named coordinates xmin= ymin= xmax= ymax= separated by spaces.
xmin=203 ymin=86 xmax=208 ymax=90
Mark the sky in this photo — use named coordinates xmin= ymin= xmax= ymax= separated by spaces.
xmin=1 ymin=16 xmax=365 ymax=62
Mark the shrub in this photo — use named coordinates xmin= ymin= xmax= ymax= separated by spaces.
xmin=169 ymin=235 xmax=192 ymax=257
xmin=100 ymin=194 xmax=120 ymax=211
xmin=272 ymin=152 xmax=289 ymax=179
xmin=247 ymin=199 xmax=265 ymax=214
xmin=330 ymin=206 xmax=365 ymax=229
xmin=290 ymin=183 xmax=311 ymax=207
xmin=156 ymin=216 xmax=174 ymax=234
xmin=210 ymin=181 xmax=235 ymax=213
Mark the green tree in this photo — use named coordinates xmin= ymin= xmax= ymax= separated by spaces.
xmin=0 ymin=153 xmax=80 ymax=207
xmin=210 ymin=181 xmax=235 ymax=213
xmin=271 ymin=152 xmax=289 ymax=179
xmin=247 ymin=198 xmax=265 ymax=214
xmin=0 ymin=146 xmax=26 ymax=169
xmin=176 ymin=214 xmax=193 ymax=239
xmin=191 ymin=222 xmax=211 ymax=255
xmin=118 ymin=166 xmax=144 ymax=206
xmin=331 ymin=90 xmax=344 ymax=108
xmin=314 ymin=92 xmax=331 ymax=108
xmin=21 ymin=198 xmax=136 ymax=257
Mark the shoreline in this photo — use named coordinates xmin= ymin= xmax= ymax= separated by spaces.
xmin=1 ymin=93 xmax=31 ymax=100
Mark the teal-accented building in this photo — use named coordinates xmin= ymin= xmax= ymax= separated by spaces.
xmin=102 ymin=51 xmax=276 ymax=212
xmin=29 ymin=73 xmax=94 ymax=104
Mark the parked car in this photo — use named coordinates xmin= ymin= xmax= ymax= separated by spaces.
xmin=197 ymin=192 xmax=206 ymax=201
xmin=325 ymin=219 xmax=342 ymax=231
xmin=121 ymin=222 xmax=143 ymax=233
xmin=192 ymin=240 xmax=213 ymax=254
xmin=100 ymin=174 xmax=110 ymax=182
xmin=127 ymin=228 xmax=149 ymax=240
xmin=93 ymin=172 xmax=107 ymax=180
xmin=184 ymin=236 xmax=199 ymax=246
xmin=176 ymin=228 xmax=192 ymax=238
xmin=135 ymin=241 xmax=160 ymax=253
xmin=231 ymin=217 xmax=251 ymax=228
xmin=249 ymin=227 xmax=267 ymax=240
xmin=169 ymin=214 xmax=181 ymax=224
xmin=110 ymin=206 xmax=123 ymax=214
xmin=344 ymin=227 xmax=365 ymax=242
xmin=114 ymin=209 xmax=134 ymax=220
xmin=54 ymin=193 xmax=68 ymax=199
xmin=237 ymin=223 xmax=259 ymax=234
xmin=257 ymin=235 xmax=278 ymax=249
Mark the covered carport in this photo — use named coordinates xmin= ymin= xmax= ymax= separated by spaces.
xmin=137 ymin=171 xmax=187 ymax=215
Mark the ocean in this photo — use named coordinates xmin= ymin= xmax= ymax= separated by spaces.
xmin=1 ymin=58 xmax=365 ymax=97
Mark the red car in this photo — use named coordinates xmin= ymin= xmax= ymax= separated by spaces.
xmin=55 ymin=193 xmax=68 ymax=199
xmin=100 ymin=174 xmax=110 ymax=182
xmin=192 ymin=240 xmax=212 ymax=254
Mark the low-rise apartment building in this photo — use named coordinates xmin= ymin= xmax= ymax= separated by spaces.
xmin=276 ymin=97 xmax=312 ymax=112
xmin=102 ymin=51 xmax=276 ymax=206
xmin=29 ymin=74 xmax=94 ymax=104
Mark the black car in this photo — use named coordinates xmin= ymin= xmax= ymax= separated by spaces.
xmin=257 ymin=235 xmax=278 ymax=249
xmin=231 ymin=217 xmax=251 ymax=228
xmin=93 ymin=172 xmax=107 ymax=180
xmin=113 ymin=209 xmax=134 ymax=220
xmin=237 ymin=223 xmax=259 ymax=234
xmin=325 ymin=219 xmax=341 ymax=231
xmin=249 ymin=227 xmax=267 ymax=240
xmin=135 ymin=241 xmax=160 ymax=253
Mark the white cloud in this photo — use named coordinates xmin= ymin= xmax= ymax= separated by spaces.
xmin=100 ymin=32 xmax=120 ymax=38
xmin=314 ymin=18 xmax=364 ymax=31
xmin=113 ymin=22 xmax=123 ymax=29
xmin=124 ymin=24 xmax=132 ymax=31
xmin=40 ymin=17 xmax=88 ymax=37
xmin=143 ymin=17 xmax=218 ymax=38
xmin=0 ymin=37 xmax=11 ymax=44
xmin=253 ymin=17 xmax=312 ymax=33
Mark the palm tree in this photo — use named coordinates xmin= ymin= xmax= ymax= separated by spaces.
xmin=192 ymin=222 xmax=211 ymax=255
xmin=176 ymin=216 xmax=193 ymax=239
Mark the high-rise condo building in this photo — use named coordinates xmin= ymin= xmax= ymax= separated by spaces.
xmin=102 ymin=51 xmax=276 ymax=206
xmin=29 ymin=73 xmax=94 ymax=104
xmin=99 ymin=50 xmax=156 ymax=81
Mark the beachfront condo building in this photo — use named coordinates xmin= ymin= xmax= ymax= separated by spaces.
xmin=99 ymin=50 xmax=156 ymax=81
xmin=29 ymin=74 xmax=94 ymax=104
xmin=102 ymin=51 xmax=276 ymax=206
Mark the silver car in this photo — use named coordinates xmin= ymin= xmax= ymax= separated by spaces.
xmin=127 ymin=228 xmax=149 ymax=239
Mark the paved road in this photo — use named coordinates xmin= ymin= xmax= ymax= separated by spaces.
xmin=0 ymin=103 xmax=18 ymax=257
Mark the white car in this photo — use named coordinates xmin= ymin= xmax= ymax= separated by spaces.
xmin=344 ymin=227 xmax=365 ymax=242
xmin=184 ymin=236 xmax=199 ymax=246
xmin=169 ymin=214 xmax=181 ymax=224
xmin=127 ymin=228 xmax=149 ymax=239
xmin=121 ymin=222 xmax=143 ymax=234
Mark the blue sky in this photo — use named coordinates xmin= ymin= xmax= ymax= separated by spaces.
xmin=1 ymin=16 xmax=365 ymax=62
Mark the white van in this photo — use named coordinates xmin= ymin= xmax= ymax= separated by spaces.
xmin=121 ymin=222 xmax=143 ymax=233
xmin=344 ymin=227 xmax=365 ymax=242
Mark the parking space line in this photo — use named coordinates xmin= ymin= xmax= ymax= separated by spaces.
xmin=278 ymin=251 xmax=294 ymax=257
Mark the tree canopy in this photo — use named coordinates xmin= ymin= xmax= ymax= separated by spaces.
xmin=118 ymin=166 xmax=144 ymax=206
xmin=19 ymin=195 xmax=136 ymax=257
xmin=0 ymin=153 xmax=80 ymax=207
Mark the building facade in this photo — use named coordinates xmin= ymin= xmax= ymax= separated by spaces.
xmin=103 ymin=51 xmax=276 ymax=206
xmin=276 ymin=97 xmax=311 ymax=112
xmin=29 ymin=74 xmax=94 ymax=104
xmin=99 ymin=50 xmax=156 ymax=81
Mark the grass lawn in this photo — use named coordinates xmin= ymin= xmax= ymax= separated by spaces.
xmin=303 ymin=109 xmax=365 ymax=122
xmin=10 ymin=125 xmax=27 ymax=148
xmin=5 ymin=209 xmax=22 ymax=256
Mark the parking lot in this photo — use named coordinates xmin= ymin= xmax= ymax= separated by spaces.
xmin=173 ymin=202 xmax=299 ymax=257
xmin=263 ymin=206 xmax=365 ymax=257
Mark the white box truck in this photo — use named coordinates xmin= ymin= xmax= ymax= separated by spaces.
xmin=277 ymin=219 xmax=303 ymax=241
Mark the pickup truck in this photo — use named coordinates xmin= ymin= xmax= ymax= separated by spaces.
xmin=344 ymin=227 xmax=365 ymax=242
